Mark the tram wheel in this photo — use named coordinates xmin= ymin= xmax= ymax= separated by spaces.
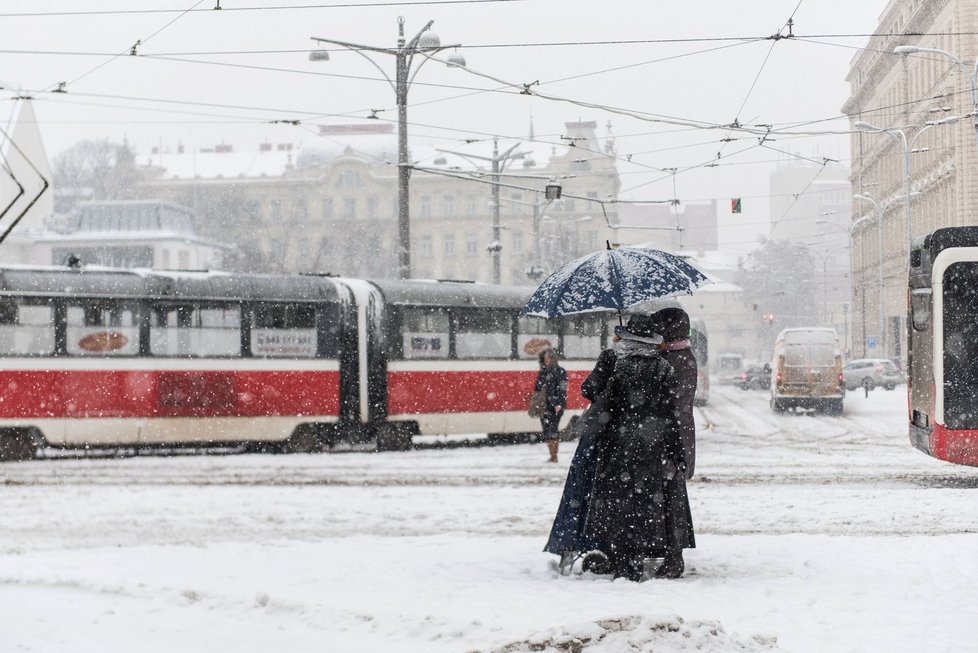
xmin=375 ymin=424 xmax=413 ymax=452
xmin=0 ymin=429 xmax=38 ymax=462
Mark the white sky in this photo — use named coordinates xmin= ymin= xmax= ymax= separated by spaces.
xmin=0 ymin=1 xmax=889 ymax=251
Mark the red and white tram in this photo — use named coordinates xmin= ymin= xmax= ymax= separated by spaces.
xmin=0 ymin=265 xmax=614 ymax=460
xmin=908 ymin=227 xmax=978 ymax=467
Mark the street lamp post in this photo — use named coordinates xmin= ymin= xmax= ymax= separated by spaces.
xmin=311 ymin=17 xmax=464 ymax=279
xmin=815 ymin=215 xmax=870 ymax=355
xmin=894 ymin=45 xmax=978 ymax=152
xmin=854 ymin=117 xmax=959 ymax=253
xmin=441 ymin=137 xmax=526 ymax=284
xmin=852 ymin=192 xmax=920 ymax=358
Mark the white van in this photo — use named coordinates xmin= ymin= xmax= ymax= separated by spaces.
xmin=770 ymin=328 xmax=844 ymax=414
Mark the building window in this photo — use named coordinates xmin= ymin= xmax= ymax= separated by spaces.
xmin=420 ymin=235 xmax=434 ymax=258
xmin=509 ymin=192 xmax=523 ymax=215
xmin=294 ymin=199 xmax=308 ymax=222
xmin=339 ymin=169 xmax=360 ymax=189
xmin=466 ymin=232 xmax=478 ymax=256
xmin=511 ymin=232 xmax=523 ymax=254
xmin=466 ymin=195 xmax=478 ymax=216
xmin=321 ymin=198 xmax=333 ymax=219
xmin=442 ymin=194 xmax=455 ymax=217
xmin=367 ymin=196 xmax=379 ymax=219
xmin=444 ymin=234 xmax=455 ymax=257
xmin=420 ymin=195 xmax=432 ymax=218
xmin=343 ymin=198 xmax=356 ymax=219
xmin=270 ymin=200 xmax=282 ymax=221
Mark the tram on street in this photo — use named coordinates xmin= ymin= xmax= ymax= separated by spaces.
xmin=908 ymin=226 xmax=978 ymax=467
xmin=0 ymin=265 xmax=616 ymax=461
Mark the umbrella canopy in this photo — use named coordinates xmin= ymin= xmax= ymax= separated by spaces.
xmin=520 ymin=246 xmax=713 ymax=319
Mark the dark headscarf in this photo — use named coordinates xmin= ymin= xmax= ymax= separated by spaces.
xmin=651 ymin=307 xmax=690 ymax=342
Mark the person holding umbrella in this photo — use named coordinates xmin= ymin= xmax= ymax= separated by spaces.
xmin=583 ymin=314 xmax=693 ymax=581
xmin=534 ymin=347 xmax=567 ymax=463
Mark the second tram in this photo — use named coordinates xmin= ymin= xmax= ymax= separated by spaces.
xmin=908 ymin=227 xmax=978 ymax=466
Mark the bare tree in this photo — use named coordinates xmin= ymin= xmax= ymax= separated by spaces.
xmin=52 ymin=139 xmax=140 ymax=213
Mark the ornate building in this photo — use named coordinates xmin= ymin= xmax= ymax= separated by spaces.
xmin=137 ymin=121 xmax=620 ymax=286
xmin=843 ymin=0 xmax=978 ymax=360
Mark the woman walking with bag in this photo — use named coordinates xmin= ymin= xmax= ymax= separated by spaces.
xmin=533 ymin=347 xmax=567 ymax=463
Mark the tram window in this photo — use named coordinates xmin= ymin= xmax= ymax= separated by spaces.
xmin=251 ymin=303 xmax=318 ymax=358
xmin=150 ymin=304 xmax=241 ymax=357
xmin=562 ymin=315 xmax=603 ymax=360
xmin=66 ymin=302 xmax=140 ymax=356
xmin=0 ymin=301 xmax=16 ymax=324
xmin=400 ymin=307 xmax=449 ymax=359
xmin=910 ymin=289 xmax=931 ymax=331
xmin=942 ymin=262 xmax=978 ymax=428
xmin=517 ymin=315 xmax=558 ymax=359
xmin=0 ymin=301 xmax=55 ymax=355
xmin=456 ymin=309 xmax=512 ymax=359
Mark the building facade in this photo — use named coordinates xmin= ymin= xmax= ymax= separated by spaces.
xmin=19 ymin=200 xmax=230 ymax=270
xmin=137 ymin=121 xmax=620 ymax=286
xmin=843 ymin=0 xmax=978 ymax=361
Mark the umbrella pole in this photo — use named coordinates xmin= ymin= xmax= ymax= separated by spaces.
xmin=617 ymin=310 xmax=623 ymax=326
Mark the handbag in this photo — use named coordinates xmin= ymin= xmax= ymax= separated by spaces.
xmin=528 ymin=389 xmax=546 ymax=418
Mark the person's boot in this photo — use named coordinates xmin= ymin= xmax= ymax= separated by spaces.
xmin=558 ymin=550 xmax=578 ymax=575
xmin=612 ymin=556 xmax=644 ymax=582
xmin=581 ymin=550 xmax=611 ymax=575
xmin=653 ymin=550 xmax=685 ymax=579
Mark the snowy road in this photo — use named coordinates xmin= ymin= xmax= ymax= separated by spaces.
xmin=2 ymin=384 xmax=977 ymax=652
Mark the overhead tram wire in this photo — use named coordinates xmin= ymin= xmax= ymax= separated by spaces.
xmin=46 ymin=0 xmax=207 ymax=92
xmin=0 ymin=1 xmax=525 ymax=18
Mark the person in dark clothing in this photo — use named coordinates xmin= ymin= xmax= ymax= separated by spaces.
xmin=584 ymin=314 xmax=694 ymax=581
xmin=535 ymin=348 xmax=567 ymax=463
xmin=543 ymin=337 xmax=619 ymax=573
xmin=647 ymin=307 xmax=698 ymax=579
xmin=650 ymin=307 xmax=698 ymax=480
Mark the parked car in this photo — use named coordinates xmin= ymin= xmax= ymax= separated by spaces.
xmin=843 ymin=358 xmax=905 ymax=391
xmin=715 ymin=352 xmax=744 ymax=386
xmin=738 ymin=363 xmax=771 ymax=391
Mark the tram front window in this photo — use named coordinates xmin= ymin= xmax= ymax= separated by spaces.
xmin=943 ymin=262 xmax=978 ymax=429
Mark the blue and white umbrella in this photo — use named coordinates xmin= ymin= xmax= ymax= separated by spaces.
xmin=520 ymin=246 xmax=713 ymax=319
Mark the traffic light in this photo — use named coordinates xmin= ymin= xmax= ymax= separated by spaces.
xmin=764 ymin=313 xmax=775 ymax=324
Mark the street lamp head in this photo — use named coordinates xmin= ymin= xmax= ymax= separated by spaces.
xmin=417 ymin=31 xmax=441 ymax=49
xmin=445 ymin=50 xmax=466 ymax=67
xmin=308 ymin=49 xmax=330 ymax=62
xmin=894 ymin=45 xmax=919 ymax=56
xmin=853 ymin=120 xmax=880 ymax=132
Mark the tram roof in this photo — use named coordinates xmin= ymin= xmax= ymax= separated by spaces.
xmin=0 ymin=266 xmax=341 ymax=303
xmin=366 ymin=278 xmax=534 ymax=310
xmin=146 ymin=270 xmax=341 ymax=303
xmin=0 ymin=265 xmax=150 ymax=297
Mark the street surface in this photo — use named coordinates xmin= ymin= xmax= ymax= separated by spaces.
xmin=2 ymin=383 xmax=977 ymax=653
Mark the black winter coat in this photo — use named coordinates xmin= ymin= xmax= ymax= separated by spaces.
xmin=660 ymin=347 xmax=697 ymax=479
xmin=534 ymin=364 xmax=567 ymax=414
xmin=585 ymin=345 xmax=694 ymax=559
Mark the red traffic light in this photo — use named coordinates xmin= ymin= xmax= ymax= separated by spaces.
xmin=764 ymin=314 xmax=775 ymax=323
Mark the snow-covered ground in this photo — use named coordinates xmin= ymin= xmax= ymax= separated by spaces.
xmin=2 ymin=385 xmax=977 ymax=652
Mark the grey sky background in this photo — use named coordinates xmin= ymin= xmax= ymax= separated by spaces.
xmin=0 ymin=0 xmax=888 ymax=252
